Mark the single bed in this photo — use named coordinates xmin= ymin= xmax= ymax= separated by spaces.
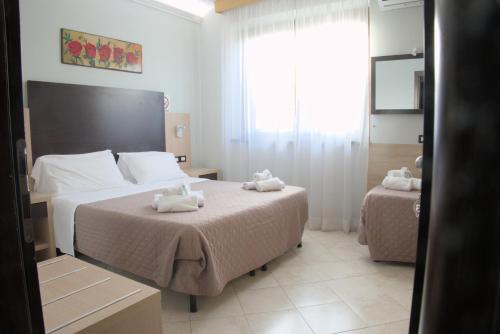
xmin=358 ymin=185 xmax=419 ymax=263
xmin=27 ymin=81 xmax=309 ymax=312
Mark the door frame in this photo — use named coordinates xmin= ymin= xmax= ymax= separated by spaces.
xmin=0 ymin=0 xmax=44 ymax=332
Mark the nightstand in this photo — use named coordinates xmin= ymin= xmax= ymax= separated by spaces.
xmin=30 ymin=192 xmax=56 ymax=261
xmin=184 ymin=168 xmax=219 ymax=180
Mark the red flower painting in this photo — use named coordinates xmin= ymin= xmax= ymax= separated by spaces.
xmin=67 ymin=40 xmax=82 ymax=57
xmin=113 ymin=47 xmax=124 ymax=64
xmin=84 ymin=43 xmax=96 ymax=58
xmin=62 ymin=29 xmax=142 ymax=73
xmin=126 ymin=52 xmax=137 ymax=65
xmin=98 ymin=44 xmax=111 ymax=62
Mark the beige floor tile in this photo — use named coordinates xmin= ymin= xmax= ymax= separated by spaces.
xmin=237 ymin=287 xmax=294 ymax=314
xmin=161 ymin=289 xmax=190 ymax=322
xmin=283 ymin=282 xmax=341 ymax=307
xmin=383 ymin=285 xmax=414 ymax=311
xmin=268 ymin=250 xmax=307 ymax=270
xmin=328 ymin=245 xmax=371 ymax=261
xmin=246 ymin=310 xmax=313 ymax=334
xmin=309 ymin=260 xmax=376 ymax=280
xmin=295 ymin=242 xmax=343 ymax=263
xmin=344 ymin=320 xmax=410 ymax=334
xmin=327 ymin=275 xmax=387 ymax=303
xmin=271 ymin=263 xmax=329 ymax=286
xmin=230 ymin=271 xmax=280 ymax=291
xmin=345 ymin=295 xmax=410 ymax=326
xmin=190 ymin=286 xmax=244 ymax=320
xmin=191 ymin=316 xmax=251 ymax=334
xmin=298 ymin=301 xmax=367 ymax=334
xmin=162 ymin=320 xmax=191 ymax=334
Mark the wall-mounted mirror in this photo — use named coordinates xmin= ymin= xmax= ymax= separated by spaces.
xmin=371 ymin=53 xmax=424 ymax=114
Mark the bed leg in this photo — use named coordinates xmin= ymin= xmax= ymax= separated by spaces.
xmin=297 ymin=242 xmax=303 ymax=248
xmin=261 ymin=264 xmax=268 ymax=271
xmin=189 ymin=295 xmax=198 ymax=313
xmin=249 ymin=270 xmax=256 ymax=277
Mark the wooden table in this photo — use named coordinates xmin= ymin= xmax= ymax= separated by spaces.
xmin=38 ymin=256 xmax=161 ymax=334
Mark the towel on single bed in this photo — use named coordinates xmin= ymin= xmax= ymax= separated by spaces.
xmin=255 ymin=177 xmax=286 ymax=192
xmin=387 ymin=167 xmax=413 ymax=178
xmin=382 ymin=176 xmax=421 ymax=191
xmin=243 ymin=170 xmax=285 ymax=192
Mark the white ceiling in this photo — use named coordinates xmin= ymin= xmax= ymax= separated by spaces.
xmin=153 ymin=0 xmax=214 ymax=17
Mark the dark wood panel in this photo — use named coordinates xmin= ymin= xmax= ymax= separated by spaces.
xmin=27 ymin=81 xmax=165 ymax=162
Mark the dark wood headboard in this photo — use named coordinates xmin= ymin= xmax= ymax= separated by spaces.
xmin=27 ymin=81 xmax=165 ymax=163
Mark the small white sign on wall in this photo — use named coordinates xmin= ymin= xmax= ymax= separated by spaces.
xmin=164 ymin=95 xmax=171 ymax=112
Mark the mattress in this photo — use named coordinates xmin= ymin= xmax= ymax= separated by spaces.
xmin=358 ymin=185 xmax=419 ymax=263
xmin=74 ymin=180 xmax=308 ymax=296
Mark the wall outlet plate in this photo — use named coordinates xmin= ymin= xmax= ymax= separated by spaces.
xmin=176 ymin=155 xmax=187 ymax=163
xmin=418 ymin=135 xmax=424 ymax=143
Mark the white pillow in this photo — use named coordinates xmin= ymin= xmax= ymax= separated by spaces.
xmin=117 ymin=151 xmax=165 ymax=183
xmin=31 ymin=150 xmax=128 ymax=194
xmin=121 ymin=152 xmax=187 ymax=184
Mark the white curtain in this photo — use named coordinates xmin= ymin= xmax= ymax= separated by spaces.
xmin=222 ymin=0 xmax=369 ymax=232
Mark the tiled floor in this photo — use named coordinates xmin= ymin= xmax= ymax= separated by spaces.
xmin=159 ymin=229 xmax=415 ymax=334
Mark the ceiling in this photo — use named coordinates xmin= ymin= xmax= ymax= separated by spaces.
xmin=153 ymin=0 xmax=214 ymax=17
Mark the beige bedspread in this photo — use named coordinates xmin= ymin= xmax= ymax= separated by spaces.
xmin=358 ymin=185 xmax=419 ymax=263
xmin=74 ymin=180 xmax=308 ymax=296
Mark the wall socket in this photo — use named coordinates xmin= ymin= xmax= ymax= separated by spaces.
xmin=418 ymin=135 xmax=424 ymax=144
xmin=176 ymin=155 xmax=187 ymax=163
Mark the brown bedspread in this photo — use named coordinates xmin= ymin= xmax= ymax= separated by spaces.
xmin=358 ymin=185 xmax=419 ymax=263
xmin=74 ymin=180 xmax=308 ymax=296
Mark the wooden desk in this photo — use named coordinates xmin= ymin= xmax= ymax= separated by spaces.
xmin=38 ymin=256 xmax=161 ymax=334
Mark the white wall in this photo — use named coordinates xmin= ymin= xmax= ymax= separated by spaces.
xmin=369 ymin=0 xmax=424 ymax=144
xmin=199 ymin=11 xmax=224 ymax=169
xmin=20 ymin=0 xmax=202 ymax=164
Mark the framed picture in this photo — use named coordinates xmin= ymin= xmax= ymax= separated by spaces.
xmin=61 ymin=28 xmax=142 ymax=73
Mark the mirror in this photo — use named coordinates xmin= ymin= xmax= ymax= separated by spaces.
xmin=371 ymin=54 xmax=424 ymax=114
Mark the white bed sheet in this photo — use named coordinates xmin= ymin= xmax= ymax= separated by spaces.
xmin=51 ymin=177 xmax=206 ymax=255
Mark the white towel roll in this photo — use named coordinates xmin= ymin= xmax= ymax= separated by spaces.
xmin=255 ymin=177 xmax=285 ymax=192
xmin=411 ymin=178 xmax=422 ymax=190
xmin=387 ymin=167 xmax=413 ymax=178
xmin=152 ymin=193 xmax=163 ymax=210
xmin=242 ymin=181 xmax=257 ymax=190
xmin=157 ymin=194 xmax=199 ymax=213
xmin=382 ymin=176 xmax=412 ymax=191
xmin=191 ymin=190 xmax=205 ymax=207
xmin=253 ymin=169 xmax=272 ymax=181
xmin=163 ymin=184 xmax=191 ymax=196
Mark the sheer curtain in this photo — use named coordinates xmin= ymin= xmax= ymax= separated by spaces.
xmin=222 ymin=0 xmax=369 ymax=232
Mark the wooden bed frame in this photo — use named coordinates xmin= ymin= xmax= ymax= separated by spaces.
xmin=27 ymin=81 xmax=165 ymax=163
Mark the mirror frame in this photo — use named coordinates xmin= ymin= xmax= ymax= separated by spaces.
xmin=371 ymin=53 xmax=424 ymax=115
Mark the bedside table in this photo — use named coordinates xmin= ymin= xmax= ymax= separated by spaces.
xmin=184 ymin=168 xmax=219 ymax=180
xmin=30 ymin=192 xmax=56 ymax=261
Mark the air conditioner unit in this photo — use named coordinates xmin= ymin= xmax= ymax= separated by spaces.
xmin=378 ymin=0 xmax=423 ymax=11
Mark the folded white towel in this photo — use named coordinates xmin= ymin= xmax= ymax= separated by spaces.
xmin=411 ymin=178 xmax=422 ymax=191
xmin=157 ymin=194 xmax=199 ymax=213
xmin=163 ymin=184 xmax=190 ymax=196
xmin=253 ymin=169 xmax=272 ymax=181
xmin=242 ymin=181 xmax=257 ymax=190
xmin=191 ymin=190 xmax=205 ymax=207
xmin=382 ymin=176 xmax=421 ymax=192
xmin=255 ymin=177 xmax=285 ymax=192
xmin=387 ymin=167 xmax=413 ymax=178
xmin=152 ymin=193 xmax=163 ymax=210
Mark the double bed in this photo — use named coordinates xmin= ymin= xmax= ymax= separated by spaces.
xmin=27 ymin=81 xmax=308 ymax=312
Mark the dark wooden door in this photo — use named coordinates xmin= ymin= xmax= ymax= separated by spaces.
xmin=416 ymin=0 xmax=500 ymax=333
xmin=0 ymin=0 xmax=44 ymax=332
